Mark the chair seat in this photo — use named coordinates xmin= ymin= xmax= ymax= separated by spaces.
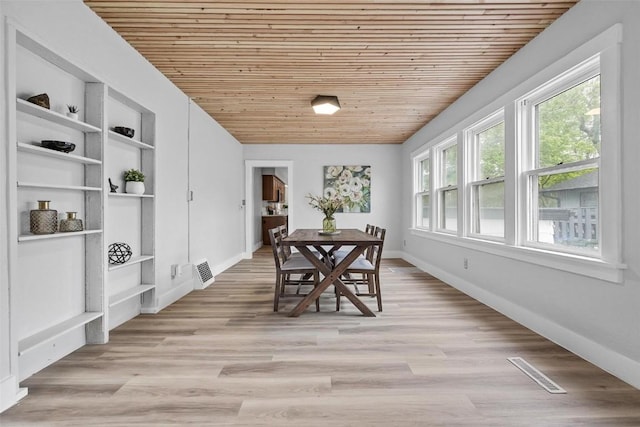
xmin=340 ymin=258 xmax=374 ymax=271
xmin=334 ymin=252 xmax=368 ymax=266
xmin=281 ymin=256 xmax=317 ymax=271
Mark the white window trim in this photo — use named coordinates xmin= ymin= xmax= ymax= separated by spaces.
xmin=465 ymin=110 xmax=505 ymax=242
xmin=434 ymin=137 xmax=458 ymax=234
xmin=518 ymin=56 xmax=602 ymax=258
xmin=412 ymin=151 xmax=431 ymax=231
xmin=408 ymin=24 xmax=624 ymax=283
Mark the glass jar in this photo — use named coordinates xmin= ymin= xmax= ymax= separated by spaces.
xmin=30 ymin=200 xmax=58 ymax=234
xmin=59 ymin=211 xmax=83 ymax=232
xmin=323 ymin=216 xmax=336 ymax=233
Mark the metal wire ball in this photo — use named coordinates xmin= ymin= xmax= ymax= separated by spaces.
xmin=108 ymin=242 xmax=132 ymax=265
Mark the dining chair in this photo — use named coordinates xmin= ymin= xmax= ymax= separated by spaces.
xmin=335 ymin=226 xmax=386 ymax=312
xmin=269 ymin=226 xmax=320 ymax=312
xmin=331 ymin=224 xmax=375 ymax=260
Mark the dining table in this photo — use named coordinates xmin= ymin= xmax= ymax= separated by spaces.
xmin=281 ymin=228 xmax=382 ymax=317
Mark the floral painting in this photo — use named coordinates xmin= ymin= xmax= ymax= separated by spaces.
xmin=323 ymin=165 xmax=371 ymax=213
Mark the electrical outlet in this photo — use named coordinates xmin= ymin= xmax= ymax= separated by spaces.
xmin=403 ymin=239 xmax=407 ymax=247
xmin=463 ymin=258 xmax=468 ymax=269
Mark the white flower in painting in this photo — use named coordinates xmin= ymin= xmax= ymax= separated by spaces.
xmin=339 ymin=183 xmax=352 ymax=197
xmin=360 ymin=178 xmax=370 ymax=187
xmin=349 ymin=177 xmax=363 ymax=192
xmin=347 ymin=165 xmax=363 ymax=172
xmin=324 ymin=187 xmax=337 ymax=199
xmin=338 ymin=169 xmax=353 ymax=184
xmin=326 ymin=166 xmax=343 ymax=179
xmin=364 ymin=167 xmax=371 ymax=177
xmin=350 ymin=190 xmax=363 ymax=203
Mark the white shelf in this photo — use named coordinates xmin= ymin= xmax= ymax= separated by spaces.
xmin=108 ymin=130 xmax=154 ymax=150
xmin=18 ymin=181 xmax=102 ymax=192
xmin=17 ymin=142 xmax=102 ymax=165
xmin=18 ymin=229 xmax=102 ymax=242
xmin=108 ymin=192 xmax=154 ymax=198
xmin=109 ymin=284 xmax=155 ymax=308
xmin=18 ymin=311 xmax=103 ymax=356
xmin=16 ymin=98 xmax=101 ymax=133
xmin=108 ymin=255 xmax=154 ymax=271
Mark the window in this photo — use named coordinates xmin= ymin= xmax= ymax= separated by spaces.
xmin=521 ymin=57 xmax=601 ymax=255
xmin=467 ymin=112 xmax=505 ymax=239
xmin=436 ymin=138 xmax=458 ymax=233
xmin=414 ymin=154 xmax=431 ymax=229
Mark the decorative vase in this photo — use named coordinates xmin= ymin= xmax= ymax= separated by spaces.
xmin=66 ymin=112 xmax=79 ymax=120
xmin=125 ymin=181 xmax=145 ymax=195
xmin=323 ymin=216 xmax=336 ymax=233
xmin=30 ymin=200 xmax=58 ymax=234
xmin=59 ymin=211 xmax=83 ymax=232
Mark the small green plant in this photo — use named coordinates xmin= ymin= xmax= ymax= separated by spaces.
xmin=67 ymin=105 xmax=79 ymax=113
xmin=123 ymin=168 xmax=145 ymax=182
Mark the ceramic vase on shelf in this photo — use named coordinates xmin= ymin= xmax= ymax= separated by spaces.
xmin=59 ymin=211 xmax=83 ymax=232
xmin=125 ymin=181 xmax=145 ymax=195
xmin=323 ymin=216 xmax=336 ymax=233
xmin=66 ymin=112 xmax=78 ymax=120
xmin=29 ymin=200 xmax=58 ymax=234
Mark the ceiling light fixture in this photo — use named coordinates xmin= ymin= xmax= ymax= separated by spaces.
xmin=311 ymin=95 xmax=341 ymax=115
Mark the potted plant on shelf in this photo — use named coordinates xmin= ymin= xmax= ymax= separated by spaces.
xmin=66 ymin=105 xmax=79 ymax=120
xmin=123 ymin=168 xmax=145 ymax=195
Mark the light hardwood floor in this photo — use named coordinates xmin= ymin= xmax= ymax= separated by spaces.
xmin=2 ymin=248 xmax=640 ymax=426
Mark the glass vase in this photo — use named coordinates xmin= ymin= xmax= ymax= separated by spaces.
xmin=30 ymin=200 xmax=58 ymax=234
xmin=59 ymin=211 xmax=84 ymax=232
xmin=323 ymin=216 xmax=336 ymax=233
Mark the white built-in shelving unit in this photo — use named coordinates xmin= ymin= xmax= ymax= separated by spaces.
xmin=5 ymin=23 xmax=157 ymax=384
xmin=105 ymin=86 xmax=156 ymax=324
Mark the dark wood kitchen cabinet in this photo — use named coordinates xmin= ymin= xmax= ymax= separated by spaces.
xmin=262 ymin=215 xmax=288 ymax=245
xmin=262 ymin=175 xmax=285 ymax=202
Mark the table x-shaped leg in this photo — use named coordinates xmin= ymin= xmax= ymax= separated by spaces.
xmin=287 ymin=244 xmax=376 ymax=317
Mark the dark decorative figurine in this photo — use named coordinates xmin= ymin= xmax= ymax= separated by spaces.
xmin=108 ymin=242 xmax=132 ymax=265
xmin=108 ymin=178 xmax=118 ymax=193
xmin=26 ymin=93 xmax=50 ymax=109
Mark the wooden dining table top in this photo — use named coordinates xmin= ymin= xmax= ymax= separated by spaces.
xmin=282 ymin=228 xmax=381 ymax=246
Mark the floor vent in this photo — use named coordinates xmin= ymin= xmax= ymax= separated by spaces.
xmin=193 ymin=259 xmax=215 ymax=289
xmin=508 ymin=357 xmax=566 ymax=394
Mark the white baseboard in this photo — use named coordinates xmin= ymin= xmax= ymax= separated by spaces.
xmin=401 ymin=251 xmax=640 ymax=390
xmin=253 ymin=241 xmax=263 ymax=252
xmin=0 ymin=375 xmax=27 ymax=413
xmin=143 ymin=279 xmax=193 ymax=314
xmin=18 ymin=328 xmax=85 ymax=382
xmin=382 ymin=250 xmax=404 ymax=259
xmin=212 ymin=253 xmax=244 ymax=277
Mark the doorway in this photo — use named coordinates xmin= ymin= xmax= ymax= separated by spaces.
xmin=244 ymin=160 xmax=294 ymax=258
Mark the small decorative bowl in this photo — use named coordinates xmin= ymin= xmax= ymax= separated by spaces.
xmin=41 ymin=140 xmax=76 ymax=153
xmin=113 ymin=126 xmax=135 ymax=138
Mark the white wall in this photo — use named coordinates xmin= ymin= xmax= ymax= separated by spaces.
xmin=401 ymin=0 xmax=640 ymax=388
xmin=0 ymin=0 xmax=18 ymax=412
xmin=188 ymin=101 xmax=244 ymax=276
xmin=244 ymin=144 xmax=403 ymax=255
xmin=0 ymin=0 xmax=245 ymax=410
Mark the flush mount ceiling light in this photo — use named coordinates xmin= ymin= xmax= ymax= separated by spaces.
xmin=311 ymin=95 xmax=341 ymax=115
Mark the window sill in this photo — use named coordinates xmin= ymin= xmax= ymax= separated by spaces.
xmin=409 ymin=228 xmax=626 ymax=283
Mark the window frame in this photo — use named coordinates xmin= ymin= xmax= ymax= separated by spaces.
xmin=518 ymin=56 xmax=602 ymax=257
xmin=409 ymin=25 xmax=623 ymax=282
xmin=434 ymin=137 xmax=458 ymax=234
xmin=465 ymin=110 xmax=506 ymax=242
xmin=413 ymin=152 xmax=432 ymax=231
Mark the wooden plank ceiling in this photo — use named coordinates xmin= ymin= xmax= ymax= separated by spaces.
xmin=84 ymin=0 xmax=579 ymax=144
